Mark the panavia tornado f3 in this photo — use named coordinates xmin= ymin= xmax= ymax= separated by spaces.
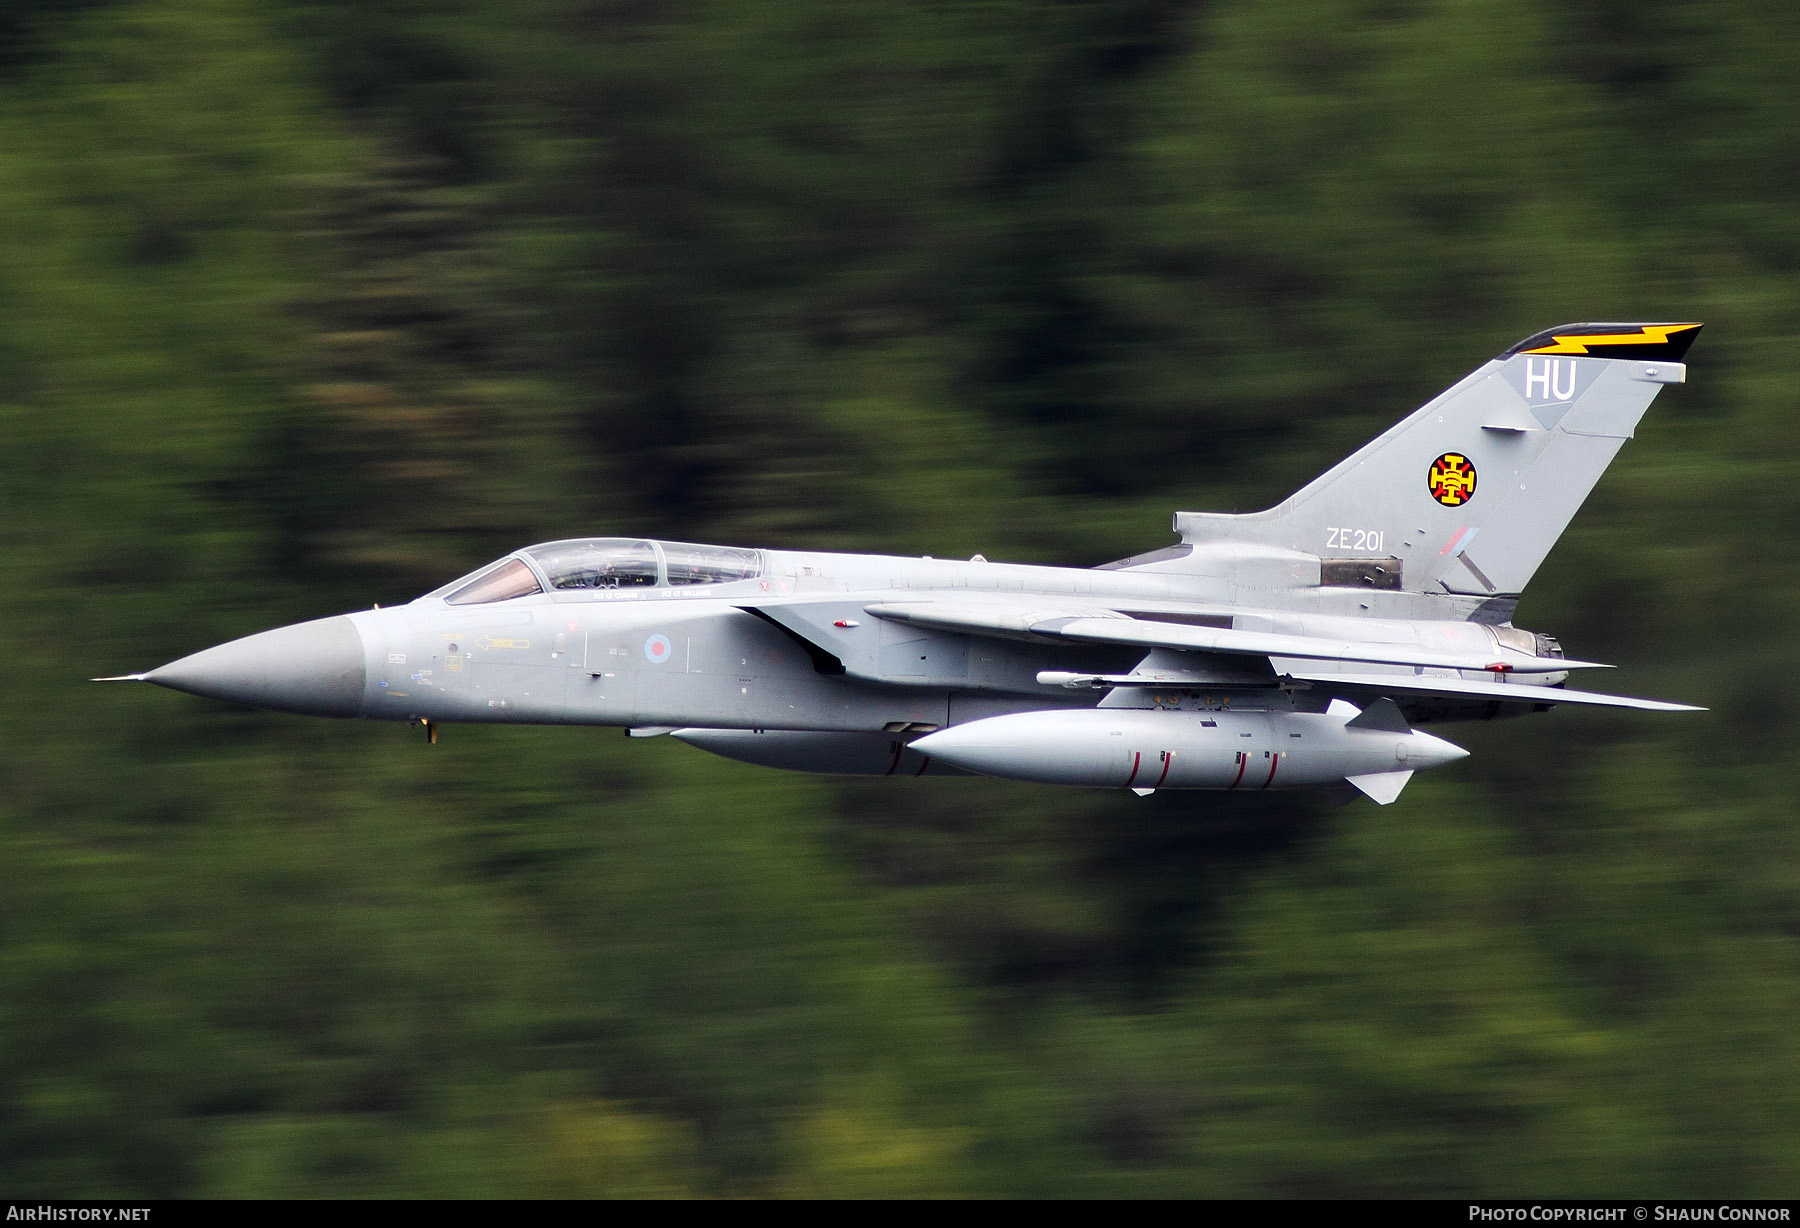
xmin=104 ymin=323 xmax=1705 ymax=804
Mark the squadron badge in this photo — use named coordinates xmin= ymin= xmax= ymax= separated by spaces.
xmin=1427 ymin=453 xmax=1477 ymax=507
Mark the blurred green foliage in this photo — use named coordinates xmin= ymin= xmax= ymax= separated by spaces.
xmin=3 ymin=0 xmax=1797 ymax=1197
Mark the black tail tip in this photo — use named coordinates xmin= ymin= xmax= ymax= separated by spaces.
xmin=1501 ymin=322 xmax=1703 ymax=363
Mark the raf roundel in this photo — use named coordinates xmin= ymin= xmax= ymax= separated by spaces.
xmin=1427 ymin=452 xmax=1477 ymax=507
xmin=644 ymin=633 xmax=673 ymax=664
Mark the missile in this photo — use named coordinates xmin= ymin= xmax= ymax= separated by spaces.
xmin=908 ymin=699 xmax=1467 ymax=803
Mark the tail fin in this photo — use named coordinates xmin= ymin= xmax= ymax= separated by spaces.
xmin=1173 ymin=323 xmax=1701 ymax=597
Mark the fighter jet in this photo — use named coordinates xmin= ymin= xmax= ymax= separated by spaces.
xmin=102 ymin=322 xmax=1705 ymax=804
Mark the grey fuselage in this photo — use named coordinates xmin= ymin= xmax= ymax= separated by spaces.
xmin=124 ymin=322 xmax=1708 ymax=797
xmin=148 ymin=542 xmax=1554 ymax=741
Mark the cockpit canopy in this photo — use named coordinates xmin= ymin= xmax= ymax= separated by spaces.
xmin=432 ymin=539 xmax=765 ymax=605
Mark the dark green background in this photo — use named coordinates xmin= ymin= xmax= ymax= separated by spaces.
xmin=4 ymin=0 xmax=1795 ymax=1197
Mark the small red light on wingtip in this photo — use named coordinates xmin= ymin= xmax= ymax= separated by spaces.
xmin=1486 ymin=662 xmax=1513 ymax=673
xmin=833 ymin=620 xmax=860 ymax=628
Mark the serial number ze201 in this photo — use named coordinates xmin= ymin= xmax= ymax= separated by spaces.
xmin=1325 ymin=527 xmax=1385 ymax=552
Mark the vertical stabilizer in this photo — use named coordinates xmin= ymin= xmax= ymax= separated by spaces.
xmin=1173 ymin=324 xmax=1701 ymax=597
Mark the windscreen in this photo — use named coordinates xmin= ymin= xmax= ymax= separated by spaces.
xmin=444 ymin=558 xmax=544 ymax=605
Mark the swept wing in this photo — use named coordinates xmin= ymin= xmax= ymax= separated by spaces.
xmin=859 ymin=599 xmax=1603 ymax=674
xmin=841 ymin=597 xmax=1698 ymax=713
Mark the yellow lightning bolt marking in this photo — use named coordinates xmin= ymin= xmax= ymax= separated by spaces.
xmin=1521 ymin=323 xmax=1701 ymax=355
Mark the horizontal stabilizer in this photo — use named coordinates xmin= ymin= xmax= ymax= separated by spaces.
xmin=1346 ymin=770 xmax=1415 ymax=805
xmin=1291 ymin=670 xmax=1702 ymax=712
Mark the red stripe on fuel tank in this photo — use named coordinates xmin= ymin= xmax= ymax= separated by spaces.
xmin=914 ymin=755 xmax=931 ymax=777
xmin=1124 ymin=751 xmax=1142 ymax=788
xmin=1153 ymin=751 xmax=1173 ymax=789
xmin=1229 ymin=752 xmax=1247 ymax=790
xmin=1262 ymin=754 xmax=1280 ymax=789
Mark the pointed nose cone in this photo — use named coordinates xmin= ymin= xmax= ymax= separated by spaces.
xmin=1406 ymin=729 xmax=1470 ymax=771
xmin=147 ymin=615 xmax=368 ymax=717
